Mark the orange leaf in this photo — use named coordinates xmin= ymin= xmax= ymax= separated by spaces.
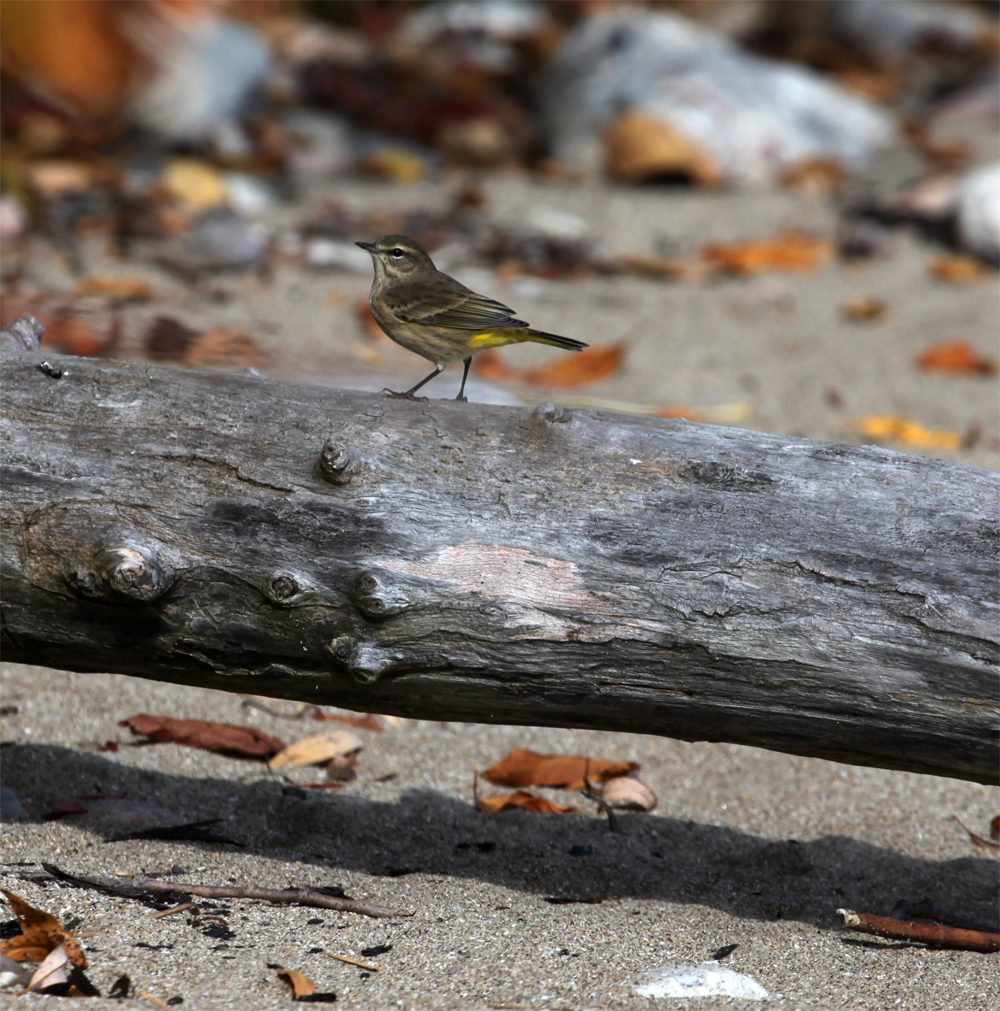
xmin=472 ymin=349 xmax=514 ymax=382
xmin=474 ymin=343 xmax=624 ymax=389
xmin=842 ymin=295 xmax=889 ymax=323
xmin=120 ymin=715 xmax=285 ymax=760
xmin=277 ymin=968 xmax=317 ymax=1000
xmin=929 ymin=255 xmax=988 ymax=284
xmin=916 ymin=340 xmax=997 ymax=376
xmin=73 ymin=274 xmax=154 ymax=302
xmin=38 ymin=314 xmax=114 ymax=357
xmin=184 ymin=327 xmax=259 ymax=368
xmin=482 ymin=748 xmax=638 ymax=791
xmin=0 ymin=890 xmax=87 ymax=968
xmin=702 ymin=232 xmax=833 ymax=274
xmin=476 ymin=790 xmax=581 ymax=815
xmin=856 ymin=415 xmax=961 ymax=451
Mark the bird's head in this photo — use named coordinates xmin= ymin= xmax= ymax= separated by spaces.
xmin=355 ymin=235 xmax=434 ymax=280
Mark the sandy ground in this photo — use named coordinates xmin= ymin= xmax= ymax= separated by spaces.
xmin=2 ymin=165 xmax=999 ymax=1009
xmin=1 ymin=664 xmax=997 ymax=1011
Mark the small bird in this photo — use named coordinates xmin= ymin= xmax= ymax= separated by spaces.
xmin=355 ymin=234 xmax=588 ymax=401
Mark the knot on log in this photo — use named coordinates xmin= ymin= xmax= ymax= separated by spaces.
xmin=532 ymin=402 xmax=572 ymax=425
xmin=0 ymin=312 xmax=44 ymax=351
xmin=351 ymin=569 xmax=409 ymax=619
xmin=325 ymin=635 xmax=392 ymax=684
xmin=266 ymin=571 xmax=304 ymax=605
xmin=318 ymin=440 xmax=365 ymax=485
xmin=99 ymin=546 xmax=170 ymax=603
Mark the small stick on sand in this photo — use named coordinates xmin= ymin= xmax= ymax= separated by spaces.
xmin=148 ymin=902 xmax=197 ymax=919
xmin=326 ymin=953 xmax=381 ymax=971
xmin=838 ymin=909 xmax=999 ymax=953
xmin=43 ymin=864 xmax=407 ymax=919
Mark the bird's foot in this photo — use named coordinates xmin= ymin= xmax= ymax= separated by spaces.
xmin=454 ymin=394 xmax=468 ymax=403
xmin=382 ymin=388 xmax=429 ymax=403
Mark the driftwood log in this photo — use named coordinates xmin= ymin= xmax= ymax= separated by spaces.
xmin=1 ymin=345 xmax=997 ymax=784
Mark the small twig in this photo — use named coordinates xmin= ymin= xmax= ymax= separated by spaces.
xmin=326 ymin=952 xmax=380 ymax=971
xmin=42 ymin=864 xmax=407 ymax=919
xmin=838 ymin=909 xmax=999 ymax=953
xmin=581 ymin=767 xmax=618 ymax=833
xmin=138 ymin=993 xmax=172 ymax=1011
xmin=148 ymin=902 xmax=196 ymax=919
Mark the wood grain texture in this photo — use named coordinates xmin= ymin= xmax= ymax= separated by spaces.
xmin=1 ymin=352 xmax=997 ymax=783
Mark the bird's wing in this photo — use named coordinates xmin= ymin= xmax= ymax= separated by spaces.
xmin=388 ymin=273 xmax=528 ymax=330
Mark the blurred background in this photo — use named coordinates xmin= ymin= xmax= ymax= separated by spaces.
xmin=1 ymin=0 xmax=997 ymax=466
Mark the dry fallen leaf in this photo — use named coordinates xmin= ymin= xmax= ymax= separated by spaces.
xmin=476 ymin=790 xmax=581 ymax=815
xmin=482 ymin=748 xmax=638 ymax=791
xmin=842 ymin=295 xmax=889 ymax=323
xmin=184 ymin=327 xmax=260 ymax=368
xmin=702 ymin=232 xmax=833 ymax=275
xmin=611 ymin=253 xmax=711 ymax=284
xmin=604 ymin=109 xmax=721 ymax=186
xmin=161 ymin=159 xmax=229 ymax=212
xmin=992 ymin=816 xmax=1000 ymax=841
xmin=268 ymin=730 xmax=364 ymax=775
xmin=38 ymin=313 xmax=116 ymax=357
xmin=277 ymin=968 xmax=317 ymax=1000
xmin=26 ymin=942 xmax=69 ymax=993
xmin=120 ymin=715 xmax=285 ymax=760
xmin=588 ymin=775 xmax=658 ymax=812
xmin=856 ymin=415 xmax=961 ymax=451
xmin=916 ymin=340 xmax=998 ymax=376
xmin=73 ymin=274 xmax=154 ymax=302
xmin=144 ymin=316 xmax=199 ymax=361
xmin=474 ymin=344 xmax=624 ymax=389
xmin=0 ymin=891 xmax=87 ymax=968
xmin=929 ymin=255 xmax=989 ymax=284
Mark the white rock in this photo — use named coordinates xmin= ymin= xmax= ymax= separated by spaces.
xmin=635 ymin=962 xmax=769 ymax=1000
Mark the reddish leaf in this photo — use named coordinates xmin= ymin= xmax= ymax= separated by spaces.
xmin=482 ymin=748 xmax=638 ymax=791
xmin=929 ymin=255 xmax=988 ymax=284
xmin=38 ymin=314 xmax=114 ymax=357
xmin=916 ymin=340 xmax=997 ymax=376
xmin=702 ymin=232 xmax=833 ymax=274
xmin=0 ymin=891 xmax=87 ymax=968
xmin=476 ymin=790 xmax=581 ymax=815
xmin=144 ymin=316 xmax=199 ymax=361
xmin=184 ymin=328 xmax=260 ymax=368
xmin=474 ymin=343 xmax=624 ymax=389
xmin=120 ymin=714 xmax=285 ymax=760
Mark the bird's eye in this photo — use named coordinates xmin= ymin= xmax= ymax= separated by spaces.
xmin=391 ymin=248 xmax=404 ymax=258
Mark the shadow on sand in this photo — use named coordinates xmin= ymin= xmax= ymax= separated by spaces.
xmin=3 ymin=744 xmax=997 ymax=932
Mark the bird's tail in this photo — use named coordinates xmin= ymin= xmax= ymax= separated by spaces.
xmin=522 ymin=329 xmax=588 ymax=351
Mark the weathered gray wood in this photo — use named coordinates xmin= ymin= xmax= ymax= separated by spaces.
xmin=1 ymin=350 xmax=997 ymax=783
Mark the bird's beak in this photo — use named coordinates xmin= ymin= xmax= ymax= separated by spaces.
xmin=355 ymin=241 xmax=377 ymax=253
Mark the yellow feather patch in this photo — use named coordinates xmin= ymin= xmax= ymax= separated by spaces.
xmin=467 ymin=330 xmax=528 ymax=349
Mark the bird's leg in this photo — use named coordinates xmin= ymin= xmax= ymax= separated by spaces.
xmin=455 ymin=356 xmax=472 ymax=402
xmin=383 ymin=365 xmax=443 ymax=401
